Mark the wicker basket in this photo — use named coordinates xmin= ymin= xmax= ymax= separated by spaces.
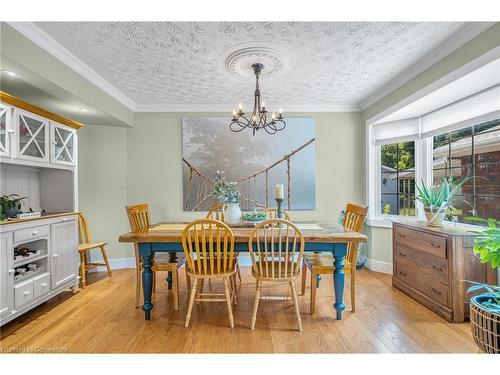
xmin=470 ymin=295 xmax=500 ymax=354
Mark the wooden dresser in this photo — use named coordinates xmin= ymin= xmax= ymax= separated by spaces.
xmin=392 ymin=221 xmax=497 ymax=323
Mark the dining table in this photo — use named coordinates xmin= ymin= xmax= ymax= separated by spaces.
xmin=118 ymin=221 xmax=367 ymax=321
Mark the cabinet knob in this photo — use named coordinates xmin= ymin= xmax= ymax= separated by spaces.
xmin=432 ymin=264 xmax=443 ymax=272
xmin=41 ymin=283 xmax=48 ymax=287
xmin=431 ymin=287 xmax=442 ymax=295
xmin=8 ymin=269 xmax=15 ymax=275
xmin=23 ymin=291 xmax=31 ymax=296
xmin=399 ymin=270 xmax=407 ymax=276
xmin=430 ymin=242 xmax=440 ymax=248
xmin=32 ymin=231 xmax=38 ymax=236
xmin=62 ymin=218 xmax=67 ymax=222
xmin=398 ymin=252 xmax=407 ymax=257
xmin=53 ymin=254 xmax=59 ymax=258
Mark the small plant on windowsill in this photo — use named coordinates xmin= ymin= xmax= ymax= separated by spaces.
xmin=465 ymin=217 xmax=500 ymax=353
xmin=415 ymin=176 xmax=473 ymax=227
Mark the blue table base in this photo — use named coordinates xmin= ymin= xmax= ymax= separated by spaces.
xmin=139 ymin=242 xmax=347 ymax=321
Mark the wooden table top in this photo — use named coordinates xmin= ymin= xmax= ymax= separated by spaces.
xmin=118 ymin=221 xmax=368 ymax=244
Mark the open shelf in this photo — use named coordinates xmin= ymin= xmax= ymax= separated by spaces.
xmin=14 ymin=253 xmax=49 ymax=267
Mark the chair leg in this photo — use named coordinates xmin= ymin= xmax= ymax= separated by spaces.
xmin=100 ymin=246 xmax=112 ymax=277
xmin=185 ymin=278 xmax=198 ymax=328
xmin=152 ymin=271 xmax=156 ymax=292
xmin=185 ymin=271 xmax=191 ymax=291
xmin=135 ymin=263 xmax=142 ymax=308
xmin=237 ymin=263 xmax=242 ymax=282
xmin=223 ymin=277 xmax=234 ymax=328
xmin=290 ymin=280 xmax=303 ymax=332
xmin=79 ymin=252 xmax=86 ymax=289
xmin=251 ymin=280 xmax=262 ymax=330
xmin=172 ymin=268 xmax=179 ymax=311
xmin=351 ymin=270 xmax=356 ymax=312
xmin=310 ymin=270 xmax=317 ymax=315
xmin=301 ymin=262 xmax=307 ymax=296
xmin=230 ymin=274 xmax=238 ymax=305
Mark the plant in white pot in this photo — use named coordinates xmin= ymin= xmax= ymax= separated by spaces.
xmin=466 ymin=217 xmax=500 ymax=353
xmin=212 ymin=171 xmax=241 ymax=225
xmin=415 ymin=176 xmax=472 ymax=227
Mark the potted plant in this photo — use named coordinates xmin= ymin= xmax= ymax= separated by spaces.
xmin=415 ymin=176 xmax=472 ymax=227
xmin=212 ymin=171 xmax=241 ymax=225
xmin=466 ymin=217 xmax=500 ymax=353
xmin=0 ymin=194 xmax=27 ymax=219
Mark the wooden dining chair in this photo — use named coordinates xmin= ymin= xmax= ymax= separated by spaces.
xmin=263 ymin=208 xmax=291 ymax=221
xmin=206 ymin=203 xmax=242 ymax=283
xmin=126 ymin=203 xmax=185 ymax=310
xmin=301 ymin=203 xmax=368 ymax=314
xmin=182 ymin=219 xmax=237 ymax=328
xmin=77 ymin=212 xmax=112 ymax=288
xmin=248 ymin=219 xmax=305 ymax=331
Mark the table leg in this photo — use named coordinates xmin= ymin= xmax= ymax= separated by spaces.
xmin=332 ymin=248 xmax=346 ymax=320
xmin=142 ymin=253 xmax=154 ymax=320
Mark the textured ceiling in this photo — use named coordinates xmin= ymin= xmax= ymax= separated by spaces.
xmin=35 ymin=22 xmax=467 ymax=107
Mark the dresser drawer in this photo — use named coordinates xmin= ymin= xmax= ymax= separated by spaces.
xmin=395 ymin=259 xmax=449 ymax=307
xmin=394 ymin=245 xmax=449 ymax=284
xmin=14 ymin=280 xmax=34 ymax=309
xmin=394 ymin=225 xmax=447 ymax=258
xmin=14 ymin=225 xmax=50 ymax=243
xmin=33 ymin=273 xmax=51 ymax=298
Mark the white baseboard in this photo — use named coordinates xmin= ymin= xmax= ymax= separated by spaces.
xmin=91 ymin=256 xmax=393 ymax=275
xmin=365 ymin=258 xmax=393 ymax=274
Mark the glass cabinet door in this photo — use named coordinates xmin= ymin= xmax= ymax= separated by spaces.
xmin=51 ymin=123 xmax=76 ymax=165
xmin=0 ymin=104 xmax=11 ymax=157
xmin=17 ymin=110 xmax=49 ymax=162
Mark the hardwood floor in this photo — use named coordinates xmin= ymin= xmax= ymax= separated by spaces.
xmin=0 ymin=267 xmax=479 ymax=353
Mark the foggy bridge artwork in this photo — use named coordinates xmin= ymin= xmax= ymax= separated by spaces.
xmin=182 ymin=117 xmax=316 ymax=211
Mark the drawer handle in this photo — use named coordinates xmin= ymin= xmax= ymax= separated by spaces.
xmin=398 ymin=252 xmax=407 ymax=257
xmin=431 ymin=287 xmax=442 ymax=296
xmin=41 ymin=283 xmax=48 ymax=287
xmin=62 ymin=218 xmax=67 ymax=222
xmin=430 ymin=242 xmax=440 ymax=248
xmin=8 ymin=269 xmax=15 ymax=275
xmin=399 ymin=270 xmax=407 ymax=276
xmin=432 ymin=264 xmax=444 ymax=272
xmin=53 ymin=254 xmax=59 ymax=258
xmin=23 ymin=291 xmax=31 ymax=296
xmin=32 ymin=231 xmax=39 ymax=236
xmin=398 ymin=233 xmax=406 ymax=239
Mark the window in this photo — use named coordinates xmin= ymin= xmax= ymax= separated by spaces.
xmin=432 ymin=119 xmax=500 ymax=223
xmin=380 ymin=141 xmax=415 ymax=216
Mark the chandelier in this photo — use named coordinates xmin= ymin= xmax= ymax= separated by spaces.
xmin=229 ymin=63 xmax=286 ymax=135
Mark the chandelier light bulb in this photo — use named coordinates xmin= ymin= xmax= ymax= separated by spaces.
xmin=271 ymin=112 xmax=276 ymax=121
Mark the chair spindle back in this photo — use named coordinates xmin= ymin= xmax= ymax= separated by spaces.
xmin=78 ymin=212 xmax=92 ymax=245
xmin=248 ymin=219 xmax=304 ymax=280
xmin=126 ymin=203 xmax=151 ymax=232
xmin=342 ymin=203 xmax=369 ymax=264
xmin=182 ymin=219 xmax=235 ymax=276
xmin=263 ymin=208 xmax=291 ymax=221
xmin=206 ymin=203 xmax=225 ymax=221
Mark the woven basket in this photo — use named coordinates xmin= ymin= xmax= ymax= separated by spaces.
xmin=470 ymin=295 xmax=500 ymax=354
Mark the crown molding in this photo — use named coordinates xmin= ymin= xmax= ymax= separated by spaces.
xmin=7 ymin=22 xmax=137 ymax=111
xmin=359 ymin=22 xmax=496 ymax=111
xmin=135 ymin=104 xmax=361 ymax=113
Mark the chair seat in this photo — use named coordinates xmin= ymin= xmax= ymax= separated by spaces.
xmin=303 ymin=254 xmax=352 ymax=273
xmin=252 ymin=261 xmax=301 ymax=280
xmin=79 ymin=241 xmax=107 ymax=252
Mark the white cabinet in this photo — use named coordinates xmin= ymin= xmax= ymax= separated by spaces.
xmin=0 ymin=231 xmax=14 ymax=319
xmin=0 ymin=103 xmax=13 ymax=157
xmin=15 ymin=109 xmax=49 ymax=163
xmin=51 ymin=122 xmax=76 ymax=166
xmin=51 ymin=219 xmax=78 ymax=289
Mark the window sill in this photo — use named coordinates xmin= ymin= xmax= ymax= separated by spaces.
xmin=367 ymin=216 xmax=419 ymax=229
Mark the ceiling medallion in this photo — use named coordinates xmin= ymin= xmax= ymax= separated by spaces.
xmin=229 ymin=63 xmax=285 ymax=136
xmin=223 ymin=43 xmax=293 ymax=81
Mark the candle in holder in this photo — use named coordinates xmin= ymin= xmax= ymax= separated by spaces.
xmin=275 ymin=184 xmax=284 ymax=200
